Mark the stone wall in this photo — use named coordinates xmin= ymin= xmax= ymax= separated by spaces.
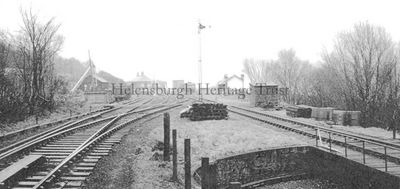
xmin=84 ymin=92 xmax=112 ymax=104
xmin=194 ymin=145 xmax=400 ymax=189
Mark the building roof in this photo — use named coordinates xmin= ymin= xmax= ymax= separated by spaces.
xmin=217 ymin=74 xmax=243 ymax=85
xmin=92 ymin=75 xmax=108 ymax=83
xmin=131 ymin=72 xmax=152 ymax=82
xmin=71 ymin=63 xmax=110 ymax=92
xmin=250 ymin=82 xmax=278 ymax=86
xmin=156 ymin=80 xmax=167 ymax=84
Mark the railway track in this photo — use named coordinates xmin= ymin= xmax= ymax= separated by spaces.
xmin=0 ymin=98 xmax=143 ymax=157
xmin=0 ymin=96 xmax=151 ymax=152
xmin=0 ymin=97 xmax=186 ymax=189
xmin=0 ymin=107 xmax=111 ymax=148
xmin=201 ymin=98 xmax=400 ymax=178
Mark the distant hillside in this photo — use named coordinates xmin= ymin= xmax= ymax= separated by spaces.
xmin=54 ymin=56 xmax=125 ymax=89
xmin=54 ymin=56 xmax=87 ymax=88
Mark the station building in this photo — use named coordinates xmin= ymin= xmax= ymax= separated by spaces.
xmin=129 ymin=72 xmax=167 ymax=89
xmin=217 ymin=74 xmax=245 ymax=90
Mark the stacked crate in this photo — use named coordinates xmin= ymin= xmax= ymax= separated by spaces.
xmin=333 ymin=110 xmax=346 ymax=125
xmin=180 ymin=103 xmax=228 ymax=121
xmin=313 ymin=107 xmax=335 ymax=121
xmin=333 ymin=110 xmax=361 ymax=126
xmin=348 ymin=111 xmax=361 ymax=126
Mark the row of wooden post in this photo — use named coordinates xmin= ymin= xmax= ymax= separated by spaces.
xmin=164 ymin=113 xmax=181 ymax=182
xmin=163 ymin=113 xmax=241 ymax=189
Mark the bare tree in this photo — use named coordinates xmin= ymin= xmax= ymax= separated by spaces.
xmin=0 ymin=31 xmax=26 ymax=122
xmin=273 ymin=49 xmax=309 ymax=104
xmin=323 ymin=22 xmax=398 ymax=127
xmin=382 ymin=43 xmax=400 ymax=138
xmin=14 ymin=9 xmax=64 ymax=114
xmin=243 ymin=58 xmax=274 ymax=84
xmin=243 ymin=49 xmax=313 ymax=104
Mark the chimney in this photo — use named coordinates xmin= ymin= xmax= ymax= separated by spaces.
xmin=141 ymin=72 xmax=144 ymax=76
xmin=224 ymin=74 xmax=228 ymax=79
xmin=137 ymin=72 xmax=139 ymax=77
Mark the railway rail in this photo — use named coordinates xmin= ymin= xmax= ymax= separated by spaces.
xmin=0 ymin=96 xmax=150 ymax=151
xmin=0 ymin=97 xmax=187 ymax=189
xmin=0 ymin=98 xmax=144 ymax=157
xmin=0 ymin=107 xmax=110 ymax=144
xmin=201 ymin=98 xmax=400 ymax=178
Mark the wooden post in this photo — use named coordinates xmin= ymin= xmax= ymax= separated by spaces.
xmin=384 ymin=146 xmax=388 ymax=172
xmin=229 ymin=182 xmax=241 ymax=189
xmin=89 ymin=106 xmax=92 ymax=112
xmin=172 ymin=129 xmax=178 ymax=181
xmin=393 ymin=129 xmax=396 ymax=139
xmin=35 ymin=114 xmax=38 ymax=124
xmin=362 ymin=141 xmax=366 ymax=164
xmin=201 ymin=157 xmax=209 ymax=189
xmin=315 ymin=129 xmax=318 ymax=147
xmin=70 ymin=109 xmax=72 ymax=117
xmin=164 ymin=113 xmax=170 ymax=161
xmin=184 ymin=139 xmax=191 ymax=189
xmin=329 ymin=132 xmax=332 ymax=151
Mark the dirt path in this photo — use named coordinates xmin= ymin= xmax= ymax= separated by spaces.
xmin=83 ymin=112 xmax=182 ymax=189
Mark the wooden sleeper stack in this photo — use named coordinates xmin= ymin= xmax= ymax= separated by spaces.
xmin=286 ymin=105 xmax=312 ymax=118
xmin=180 ymin=103 xmax=228 ymax=121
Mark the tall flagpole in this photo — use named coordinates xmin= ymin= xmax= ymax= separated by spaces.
xmin=198 ymin=21 xmax=203 ymax=102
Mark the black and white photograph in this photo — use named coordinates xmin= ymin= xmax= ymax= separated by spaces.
xmin=1 ymin=0 xmax=400 ymax=188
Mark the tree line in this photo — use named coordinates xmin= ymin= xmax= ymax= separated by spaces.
xmin=243 ymin=22 xmax=400 ymax=131
xmin=0 ymin=10 xmax=64 ymax=122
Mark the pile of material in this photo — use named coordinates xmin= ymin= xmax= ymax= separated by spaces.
xmin=333 ymin=110 xmax=361 ymax=126
xmin=180 ymin=103 xmax=228 ymax=121
xmin=286 ymin=105 xmax=312 ymax=118
xmin=297 ymin=105 xmax=334 ymax=121
xmin=311 ymin=107 xmax=335 ymax=121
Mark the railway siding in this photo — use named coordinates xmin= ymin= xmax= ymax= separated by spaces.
xmin=0 ymin=97 xmax=185 ymax=189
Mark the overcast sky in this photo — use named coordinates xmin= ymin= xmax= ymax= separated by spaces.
xmin=1 ymin=0 xmax=400 ymax=85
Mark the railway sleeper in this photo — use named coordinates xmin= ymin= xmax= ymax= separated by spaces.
xmin=67 ymin=171 xmax=91 ymax=176
xmin=16 ymin=180 xmax=38 ymax=187
xmin=73 ymin=167 xmax=94 ymax=171
xmin=52 ymin=180 xmax=82 ymax=188
xmin=29 ymin=103 xmax=181 ymax=189
xmin=61 ymin=176 xmax=86 ymax=181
